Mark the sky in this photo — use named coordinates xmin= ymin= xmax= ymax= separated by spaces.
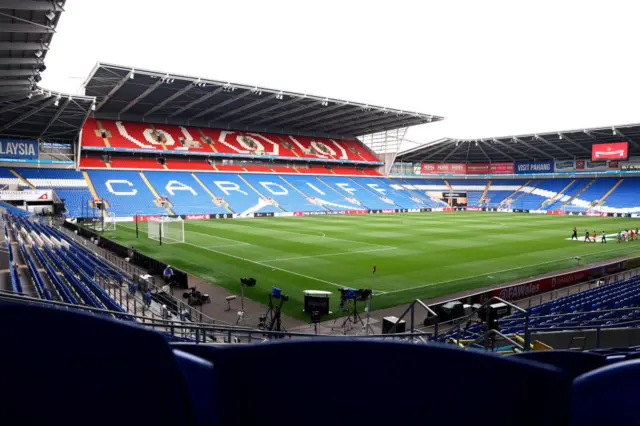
xmin=41 ymin=0 xmax=640 ymax=152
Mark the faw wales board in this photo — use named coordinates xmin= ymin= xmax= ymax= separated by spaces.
xmin=0 ymin=139 xmax=38 ymax=160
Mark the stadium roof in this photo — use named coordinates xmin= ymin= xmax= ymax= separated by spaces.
xmin=82 ymin=63 xmax=443 ymax=139
xmin=396 ymin=123 xmax=640 ymax=163
xmin=0 ymin=0 xmax=94 ymax=143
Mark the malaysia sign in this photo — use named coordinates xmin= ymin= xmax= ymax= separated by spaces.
xmin=592 ymin=142 xmax=628 ymax=161
xmin=0 ymin=139 xmax=38 ymax=160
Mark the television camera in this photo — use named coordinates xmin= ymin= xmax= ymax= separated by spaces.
xmin=259 ymin=287 xmax=289 ymax=333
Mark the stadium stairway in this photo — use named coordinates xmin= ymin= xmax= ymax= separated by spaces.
xmin=348 ymin=177 xmax=420 ymax=209
xmin=240 ymin=173 xmax=325 ymax=212
xmin=144 ymin=171 xmax=230 ymax=215
xmin=13 ymin=168 xmax=95 ymax=217
xmin=587 ymin=178 xmax=624 ymax=211
xmin=567 ymin=178 xmax=617 ymax=212
xmin=318 ymin=176 xmax=399 ymax=210
xmin=597 ymin=178 xmax=640 ymax=213
xmin=540 ymin=179 xmax=575 ymax=210
xmin=9 ymin=168 xmax=35 ymax=189
xmin=499 ymin=179 xmax=532 ymax=207
xmin=88 ymin=170 xmax=170 ymax=217
xmin=280 ymin=175 xmax=363 ymax=211
xmin=194 ymin=172 xmax=280 ymax=216
xmin=140 ymin=172 xmax=176 ymax=215
xmin=555 ymin=178 xmax=595 ymax=210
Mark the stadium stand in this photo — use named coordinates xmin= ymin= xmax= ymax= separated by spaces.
xmin=11 ymin=168 xmax=92 ymax=217
xmin=144 ymin=171 xmax=230 ymax=215
xmin=82 ymin=119 xmax=380 ymax=163
xmin=440 ymin=275 xmax=640 ymax=344
xmin=88 ymin=170 xmax=170 ymax=216
xmin=240 ymin=174 xmax=326 ymax=212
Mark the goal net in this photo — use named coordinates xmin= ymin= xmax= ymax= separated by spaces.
xmin=148 ymin=217 xmax=184 ymax=244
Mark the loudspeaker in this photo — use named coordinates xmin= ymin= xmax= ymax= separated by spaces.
xmin=437 ymin=301 xmax=465 ymax=322
xmin=382 ymin=316 xmax=406 ymax=334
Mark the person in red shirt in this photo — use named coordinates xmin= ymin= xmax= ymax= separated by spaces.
xmin=592 ymin=231 xmax=597 ymax=243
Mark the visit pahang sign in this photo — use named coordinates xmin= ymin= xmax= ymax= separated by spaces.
xmin=592 ymin=142 xmax=628 ymax=161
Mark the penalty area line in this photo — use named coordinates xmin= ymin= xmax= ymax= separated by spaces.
xmin=186 ymin=242 xmax=347 ymax=289
xmin=258 ymin=246 xmax=397 ymax=263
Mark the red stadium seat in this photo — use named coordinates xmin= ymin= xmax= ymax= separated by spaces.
xmin=81 ymin=120 xmax=379 ymax=164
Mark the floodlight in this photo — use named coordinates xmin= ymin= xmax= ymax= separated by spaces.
xmin=475 ymin=141 xmax=478 ymax=147
xmin=558 ymin=134 xmax=563 ymax=140
xmin=91 ymin=103 xmax=96 ymax=111
xmin=612 ymin=128 xmax=616 ymax=135
xmin=54 ymin=98 xmax=59 ymax=107
xmin=130 ymin=71 xmax=135 ymax=79
xmin=27 ymin=93 xmax=32 ymax=99
xmin=45 ymin=11 xmax=56 ymax=21
xmin=34 ymin=50 xmax=43 ymax=58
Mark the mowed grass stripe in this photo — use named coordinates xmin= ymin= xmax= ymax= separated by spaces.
xmin=109 ymin=213 xmax=640 ymax=320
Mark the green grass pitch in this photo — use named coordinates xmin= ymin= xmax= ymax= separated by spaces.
xmin=106 ymin=212 xmax=640 ymax=320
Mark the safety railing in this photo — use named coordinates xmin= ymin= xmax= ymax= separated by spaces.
xmin=54 ymin=220 xmax=229 ymax=326
xmin=0 ymin=289 xmax=433 ymax=344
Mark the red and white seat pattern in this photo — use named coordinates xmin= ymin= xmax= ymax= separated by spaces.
xmin=82 ymin=119 xmax=379 ymax=162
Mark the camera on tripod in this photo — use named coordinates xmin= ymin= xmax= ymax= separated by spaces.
xmin=339 ymin=287 xmax=373 ymax=301
xmin=271 ymin=286 xmax=289 ymax=302
xmin=241 ymin=277 xmax=256 ymax=287
xmin=259 ymin=287 xmax=289 ymax=332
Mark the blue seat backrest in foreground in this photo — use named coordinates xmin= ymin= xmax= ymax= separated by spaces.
xmin=177 ymin=339 xmax=571 ymax=426
xmin=0 ymin=303 xmax=211 ymax=426
xmin=571 ymin=359 xmax=640 ymax=426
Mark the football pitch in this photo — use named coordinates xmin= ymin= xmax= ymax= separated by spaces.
xmin=108 ymin=212 xmax=640 ymax=320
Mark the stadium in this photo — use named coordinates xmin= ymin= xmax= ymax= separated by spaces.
xmin=2 ymin=1 xmax=640 ymax=425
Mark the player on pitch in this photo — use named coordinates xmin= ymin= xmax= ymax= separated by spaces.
xmin=601 ymin=231 xmax=607 ymax=244
xmin=584 ymin=230 xmax=591 ymax=243
xmin=571 ymin=227 xmax=578 ymax=240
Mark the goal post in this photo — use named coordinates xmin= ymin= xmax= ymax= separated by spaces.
xmin=95 ymin=212 xmax=117 ymax=232
xmin=148 ymin=216 xmax=185 ymax=244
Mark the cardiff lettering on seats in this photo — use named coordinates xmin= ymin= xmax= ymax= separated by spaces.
xmin=335 ymin=183 xmax=357 ymax=194
xmin=165 ymin=180 xmax=197 ymax=196
xmin=259 ymin=182 xmax=288 ymax=195
xmin=105 ymin=179 xmax=137 ymax=195
xmin=213 ymin=181 xmax=248 ymax=196
xmin=366 ymin=183 xmax=386 ymax=195
xmin=304 ymin=183 xmax=326 ymax=195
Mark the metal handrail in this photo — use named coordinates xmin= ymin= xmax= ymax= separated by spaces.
xmin=0 ymin=289 xmax=434 ymax=343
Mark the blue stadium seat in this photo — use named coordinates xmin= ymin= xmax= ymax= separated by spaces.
xmin=144 ymin=171 xmax=230 ymax=215
xmin=0 ymin=303 xmax=209 ymax=425
xmin=571 ymin=359 xmax=640 ymax=426
xmin=512 ymin=350 xmax=606 ymax=378
xmin=178 ymin=339 xmax=570 ymax=426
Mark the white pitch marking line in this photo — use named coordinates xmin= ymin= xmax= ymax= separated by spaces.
xmin=186 ymin=229 xmax=253 ymax=246
xmin=200 ymin=243 xmax=250 ymax=249
xmin=198 ymin=221 xmax=395 ymax=249
xmin=258 ymin=246 xmax=397 ymax=263
xmin=185 ymin=242 xmax=348 ymax=289
xmin=119 ymin=223 xmax=348 ymax=289
xmin=384 ymin=245 xmax=639 ymax=295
